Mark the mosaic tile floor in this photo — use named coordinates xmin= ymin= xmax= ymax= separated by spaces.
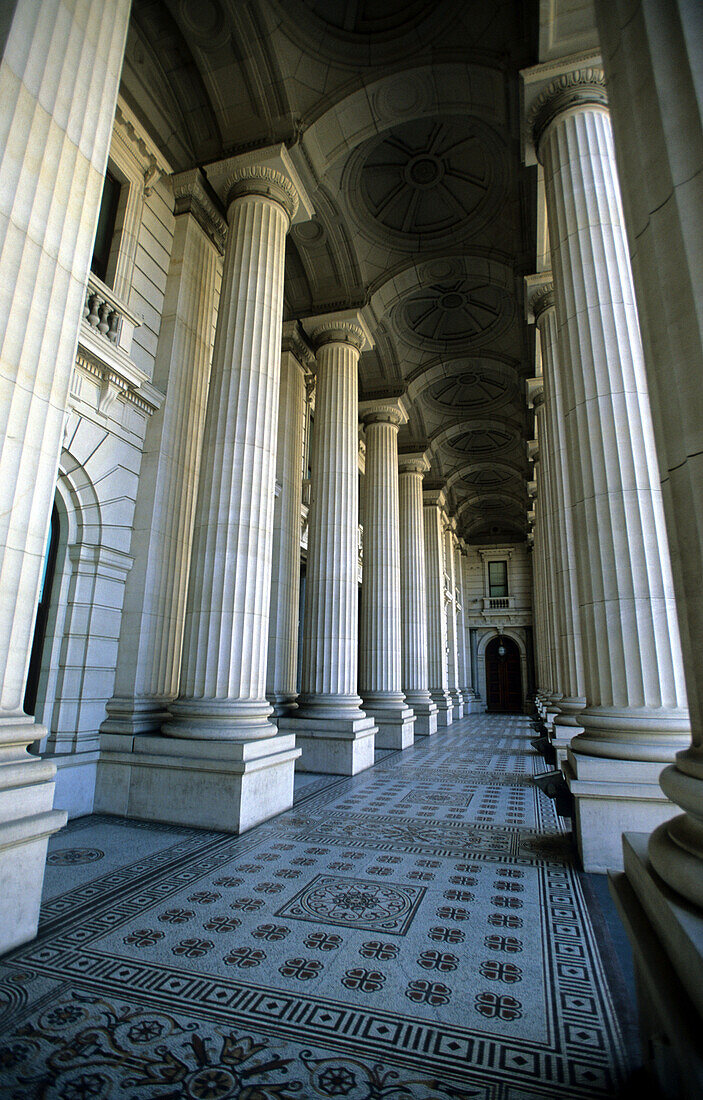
xmin=0 ymin=714 xmax=639 ymax=1099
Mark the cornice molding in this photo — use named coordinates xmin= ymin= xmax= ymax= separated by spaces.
xmin=172 ymin=169 xmax=227 ymax=254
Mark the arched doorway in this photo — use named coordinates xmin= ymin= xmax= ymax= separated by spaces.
xmin=485 ymin=635 xmax=522 ymax=713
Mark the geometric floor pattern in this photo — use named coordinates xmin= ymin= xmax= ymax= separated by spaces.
xmin=0 ymin=714 xmax=639 ymax=1098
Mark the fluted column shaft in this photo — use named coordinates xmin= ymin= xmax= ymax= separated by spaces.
xmin=532 ymin=283 xmax=587 ymax=733
xmin=444 ymin=525 xmax=463 ymax=718
xmin=266 ymin=327 xmax=310 ymax=716
xmin=297 ymin=328 xmax=366 ymax=718
xmin=533 ymin=391 xmax=562 ymax=718
xmin=105 ymin=183 xmax=222 ymax=734
xmin=0 ymin=0 xmax=130 ymax=952
xmin=535 ymin=84 xmax=689 ymax=762
xmin=454 ymin=542 xmax=472 ymax=712
xmin=359 ymin=414 xmax=404 ymax=704
xmin=165 ymin=172 xmax=296 ymax=741
xmin=423 ymin=494 xmax=452 ymax=725
xmin=595 ymin=0 xmax=703 ymax=913
xmin=398 ymin=457 xmax=437 ymax=735
xmin=532 ymin=452 xmax=553 ymax=700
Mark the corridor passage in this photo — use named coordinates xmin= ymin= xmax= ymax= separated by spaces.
xmin=0 ymin=716 xmax=638 ymax=1098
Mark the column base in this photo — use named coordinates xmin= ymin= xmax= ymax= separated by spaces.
xmin=46 ymin=749 xmax=100 ymax=819
xmin=364 ymin=705 xmax=415 ymax=750
xmin=610 ymin=833 xmax=703 ymax=1099
xmin=448 ymin=690 xmax=464 ymax=721
xmin=431 ymin=691 xmax=453 ymax=727
xmin=95 ymin=731 xmax=300 ymax=834
xmin=552 ymin=715 xmax=583 ymax=772
xmin=406 ymin=699 xmax=438 ymax=736
xmin=101 ymin=696 xmax=171 ymax=736
xmin=278 ymin=715 xmax=376 ymax=775
xmin=460 ymin=690 xmax=477 ymax=716
xmin=267 ymin=693 xmax=299 ymax=720
xmin=565 ymin=749 xmax=678 ymax=873
xmin=0 ymin=718 xmax=67 ymax=954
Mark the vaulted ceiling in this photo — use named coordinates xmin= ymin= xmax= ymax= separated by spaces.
xmin=122 ymin=0 xmax=540 ymax=542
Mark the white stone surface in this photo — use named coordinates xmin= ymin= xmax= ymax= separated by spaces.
xmin=0 ymin=0 xmax=130 ymax=953
xmin=444 ymin=521 xmax=464 ymax=720
xmin=423 ymin=491 xmax=453 ymax=726
xmin=398 ymin=453 xmax=437 ymax=736
xmin=359 ymin=400 xmax=415 ymax=750
xmin=281 ymin=313 xmax=377 ymax=771
xmin=266 ymin=324 xmax=312 ymax=717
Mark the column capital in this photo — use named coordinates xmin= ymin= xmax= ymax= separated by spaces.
xmin=525 ymin=273 xmax=556 ymax=324
xmin=172 ymin=168 xmax=228 ymax=254
xmin=521 ymin=54 xmax=607 ymax=163
xmin=423 ymin=487 xmax=446 ymax=510
xmin=303 ymin=309 xmax=374 ymax=354
xmin=527 ymin=437 xmax=539 ymax=463
xmin=204 ymin=144 xmax=314 ymax=226
xmin=526 ymin=374 xmax=545 ymax=409
xmin=359 ymin=394 xmax=408 ymax=429
xmin=398 ymin=450 xmax=430 ymax=476
xmin=281 ymin=320 xmax=315 ymax=373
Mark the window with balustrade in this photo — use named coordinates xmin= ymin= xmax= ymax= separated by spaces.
xmin=488 ymin=560 xmax=509 ymax=599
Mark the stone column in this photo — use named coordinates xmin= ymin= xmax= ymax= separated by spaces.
xmin=266 ymin=322 xmax=313 ymax=717
xmin=280 ymin=312 xmax=377 ymax=774
xmin=358 ymin=399 xmax=415 ymax=750
xmin=529 ymin=381 xmax=562 ymax=732
xmin=455 ymin=539 xmax=474 ymax=714
xmin=157 ymin=149 xmax=313 ymax=832
xmin=444 ymin=520 xmax=464 ymax=720
xmin=593 ymin=8 xmax=703 ymax=1079
xmin=423 ymin=489 xmax=453 ymax=726
xmin=398 ymin=452 xmax=438 ymax=736
xmin=529 ymin=435 xmax=552 ymax=715
xmin=460 ymin=551 xmax=478 ymax=711
xmin=0 ymin=0 xmax=131 ymax=953
xmin=528 ymin=277 xmax=586 ymax=762
xmin=102 ymin=171 xmax=223 ymax=741
xmin=524 ymin=64 xmax=690 ymax=871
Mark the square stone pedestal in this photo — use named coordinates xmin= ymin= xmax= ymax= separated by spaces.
xmin=279 ymin=715 xmax=376 ymax=774
xmin=411 ymin=702 xmax=438 ymax=736
xmin=0 ymin=719 xmax=67 ymax=954
xmin=95 ymin=732 xmax=300 ymax=834
xmin=366 ymin=706 xmax=415 ymax=750
xmin=609 ymin=833 xmax=703 ymax=1099
xmin=565 ymin=750 xmax=679 ymax=872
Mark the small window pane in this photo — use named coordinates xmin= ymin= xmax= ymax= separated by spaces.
xmin=488 ymin=560 xmax=508 ymax=597
xmin=91 ymin=170 xmax=121 ymax=284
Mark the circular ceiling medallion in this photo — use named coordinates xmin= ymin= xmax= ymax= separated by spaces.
xmin=446 ymin=424 xmax=520 ymax=457
xmin=425 ymin=366 xmax=516 ymax=414
xmin=396 ymin=278 xmax=513 ymax=350
xmin=294 ymin=220 xmax=326 ymax=245
xmin=347 ymin=117 xmax=506 ymax=251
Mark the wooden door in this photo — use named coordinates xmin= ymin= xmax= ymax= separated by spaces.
xmin=485 ymin=636 xmax=522 ymax=713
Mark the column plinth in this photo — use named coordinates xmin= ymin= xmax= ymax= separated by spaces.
xmin=525 ymin=66 xmax=690 ymax=870
xmin=280 ymin=314 xmax=377 ymax=774
xmin=359 ymin=403 xmax=415 ymax=750
xmin=399 ymin=453 xmax=437 ymax=735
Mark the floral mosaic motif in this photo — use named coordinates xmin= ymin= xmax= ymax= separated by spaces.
xmin=329 ymin=861 xmax=354 ymax=871
xmin=474 ymin=991 xmax=523 ymax=1020
xmin=378 ymin=855 xmax=401 ymax=864
xmin=443 ymin=889 xmax=474 ymax=902
xmin=292 ymin=857 xmax=316 ymax=866
xmin=367 ymin=866 xmax=393 ymax=876
xmin=436 ymin=906 xmax=470 ymax=921
xmin=46 ymin=847 xmax=105 ymax=865
xmin=416 ymin=859 xmax=441 ymax=868
xmin=255 ymin=882 xmax=284 ymax=894
xmin=188 ymin=891 xmax=221 ymax=904
xmin=300 ymin=1051 xmax=477 ymax=1099
xmin=494 ymin=880 xmax=524 ymax=892
xmin=223 ymin=947 xmax=266 ymax=968
xmin=450 ymin=875 xmax=477 ymax=886
xmin=278 ymin=957 xmax=323 ymax=980
xmin=304 ymin=932 xmax=342 ymax=951
xmin=485 ymin=934 xmax=523 ymax=953
xmin=252 ymin=923 xmax=290 ymax=941
xmin=488 ymin=912 xmax=523 ymax=928
xmin=491 ymin=895 xmax=523 ymax=909
xmin=479 ymin=959 xmax=523 ymax=983
xmin=407 ymin=871 xmax=435 ymax=881
xmin=418 ymin=950 xmax=459 ymax=972
xmin=359 ymin=941 xmax=398 ymax=961
xmin=203 ymin=916 xmax=242 ymax=934
xmin=259 ymin=853 xmax=280 ymax=862
xmin=172 ymin=938 xmax=214 ymax=958
xmin=276 ymin=869 xmax=302 ymax=879
xmin=428 ymin=926 xmax=465 ymax=944
xmin=276 ymin=875 xmax=425 ymax=935
xmin=305 ymin=848 xmax=329 ymax=855
xmin=341 ymin=968 xmax=386 ymax=992
xmin=213 ymin=876 xmax=243 ymax=887
xmin=229 ymin=897 xmax=264 ymax=912
xmin=159 ymin=908 xmax=195 ymax=924
xmin=454 ymin=863 xmax=480 ymax=872
xmin=497 ymin=867 xmax=524 ymax=878
xmin=405 ymin=979 xmax=452 ymax=1006
xmin=122 ymin=928 xmax=164 ymax=948
xmin=236 ymin=864 xmax=262 ymax=874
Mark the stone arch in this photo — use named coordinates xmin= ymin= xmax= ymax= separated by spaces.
xmin=476 ymin=627 xmax=529 ymax=712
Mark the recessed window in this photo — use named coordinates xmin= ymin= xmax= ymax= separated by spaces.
xmin=91 ymin=169 xmax=121 ymax=285
xmin=488 ymin=560 xmax=508 ymax=598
